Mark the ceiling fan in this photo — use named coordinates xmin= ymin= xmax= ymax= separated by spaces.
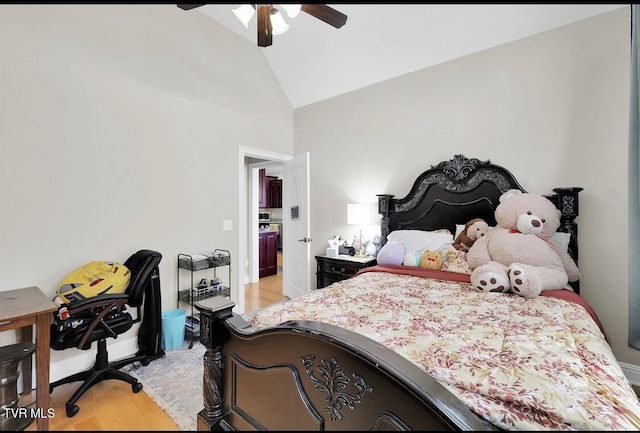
xmin=177 ymin=4 xmax=348 ymax=47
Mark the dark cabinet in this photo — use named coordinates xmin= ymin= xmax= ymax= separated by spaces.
xmin=258 ymin=168 xmax=268 ymax=208
xmin=259 ymin=230 xmax=278 ymax=278
xmin=269 ymin=179 xmax=282 ymax=208
xmin=259 ymin=170 xmax=282 ymax=209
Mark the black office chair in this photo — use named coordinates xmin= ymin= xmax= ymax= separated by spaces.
xmin=49 ymin=249 xmax=164 ymax=417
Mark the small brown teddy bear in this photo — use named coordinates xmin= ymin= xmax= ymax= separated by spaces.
xmin=453 ymin=218 xmax=489 ymax=252
xmin=419 ymin=250 xmax=443 ymax=269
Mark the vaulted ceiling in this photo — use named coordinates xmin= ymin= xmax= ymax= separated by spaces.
xmin=187 ymin=4 xmax=626 ymax=109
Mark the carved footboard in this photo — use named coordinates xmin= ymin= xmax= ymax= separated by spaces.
xmin=197 ymin=310 xmax=499 ymax=431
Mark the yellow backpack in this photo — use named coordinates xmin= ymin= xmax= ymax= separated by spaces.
xmin=56 ymin=261 xmax=131 ymax=304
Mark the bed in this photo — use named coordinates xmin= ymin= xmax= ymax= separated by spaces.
xmin=196 ymin=154 xmax=640 ymax=431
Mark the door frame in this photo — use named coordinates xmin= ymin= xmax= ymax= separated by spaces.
xmin=238 ymin=146 xmax=291 ymax=314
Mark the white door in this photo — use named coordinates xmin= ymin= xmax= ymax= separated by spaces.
xmin=282 ymin=152 xmax=311 ymax=299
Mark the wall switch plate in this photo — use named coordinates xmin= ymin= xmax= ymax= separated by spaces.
xmin=223 ymin=220 xmax=233 ymax=231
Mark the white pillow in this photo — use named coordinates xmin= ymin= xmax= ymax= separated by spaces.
xmin=387 ymin=229 xmax=453 ymax=253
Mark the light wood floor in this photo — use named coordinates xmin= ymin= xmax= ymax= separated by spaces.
xmin=23 ymin=253 xmax=284 ymax=431
xmin=244 ymin=251 xmax=287 ymax=312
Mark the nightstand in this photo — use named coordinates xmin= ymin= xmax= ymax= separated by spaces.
xmin=315 ymin=254 xmax=377 ymax=289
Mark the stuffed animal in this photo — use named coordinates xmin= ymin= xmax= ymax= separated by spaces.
xmin=377 ymin=240 xmax=404 ymax=265
xmin=467 ymin=189 xmax=580 ymax=298
xmin=403 ymin=250 xmax=421 ymax=267
xmin=453 ymin=218 xmax=489 ymax=252
xmin=419 ymin=250 xmax=443 ymax=269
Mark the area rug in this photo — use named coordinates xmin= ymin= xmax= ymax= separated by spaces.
xmin=124 ymin=341 xmax=206 ymax=431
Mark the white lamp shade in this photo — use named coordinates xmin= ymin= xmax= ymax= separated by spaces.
xmin=347 ymin=203 xmax=373 ymax=225
xmin=270 ymin=9 xmax=290 ymax=35
xmin=281 ymin=4 xmax=301 ymax=19
xmin=232 ymin=4 xmax=255 ymax=28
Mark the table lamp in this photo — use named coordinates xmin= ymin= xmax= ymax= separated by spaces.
xmin=347 ymin=203 xmax=373 ymax=258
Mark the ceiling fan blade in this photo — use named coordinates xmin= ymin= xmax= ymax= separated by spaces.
xmin=257 ymin=5 xmax=273 ymax=48
xmin=301 ymin=4 xmax=347 ymax=29
xmin=176 ymin=4 xmax=205 ymax=11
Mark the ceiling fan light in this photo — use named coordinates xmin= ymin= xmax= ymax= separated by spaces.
xmin=232 ymin=4 xmax=255 ymax=28
xmin=280 ymin=4 xmax=301 ymax=19
xmin=270 ymin=9 xmax=289 ymax=36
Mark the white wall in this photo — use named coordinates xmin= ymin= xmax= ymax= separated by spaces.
xmin=0 ymin=4 xmax=294 ymax=370
xmin=296 ymin=8 xmax=639 ymax=366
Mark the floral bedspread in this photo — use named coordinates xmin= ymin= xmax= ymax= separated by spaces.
xmin=248 ymin=268 xmax=640 ymax=430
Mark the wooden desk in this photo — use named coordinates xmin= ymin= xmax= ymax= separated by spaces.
xmin=0 ymin=286 xmax=58 ymax=430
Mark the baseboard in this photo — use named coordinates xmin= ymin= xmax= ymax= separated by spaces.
xmin=48 ymin=337 xmax=139 ymax=384
xmin=620 ymin=361 xmax=640 ymax=386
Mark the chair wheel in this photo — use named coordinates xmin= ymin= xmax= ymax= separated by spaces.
xmin=66 ymin=404 xmax=79 ymax=417
xmin=133 ymin=382 xmax=143 ymax=393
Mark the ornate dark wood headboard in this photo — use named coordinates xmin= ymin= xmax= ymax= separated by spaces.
xmin=377 ymin=154 xmax=582 ymax=291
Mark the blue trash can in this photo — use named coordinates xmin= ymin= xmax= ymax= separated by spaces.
xmin=161 ymin=309 xmax=186 ymax=351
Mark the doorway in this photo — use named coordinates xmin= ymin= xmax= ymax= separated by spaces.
xmin=251 ymin=164 xmax=285 ymax=312
xmin=238 ymin=146 xmax=291 ymax=314
xmin=249 ymin=160 xmax=284 ymax=283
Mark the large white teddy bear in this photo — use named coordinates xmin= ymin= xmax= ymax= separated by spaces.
xmin=467 ymin=189 xmax=580 ymax=298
